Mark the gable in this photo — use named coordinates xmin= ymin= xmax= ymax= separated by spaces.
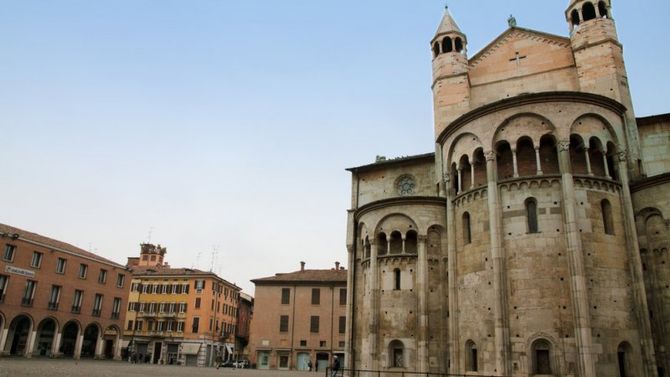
xmin=468 ymin=28 xmax=575 ymax=87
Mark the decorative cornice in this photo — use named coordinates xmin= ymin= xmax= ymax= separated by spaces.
xmin=436 ymin=91 xmax=628 ymax=145
xmin=353 ymin=196 xmax=447 ymax=221
xmin=630 ymin=173 xmax=670 ymax=194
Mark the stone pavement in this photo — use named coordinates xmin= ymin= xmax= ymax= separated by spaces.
xmin=0 ymin=358 xmax=328 ymax=377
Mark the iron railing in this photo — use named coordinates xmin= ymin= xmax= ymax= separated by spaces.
xmin=325 ymin=368 xmax=507 ymax=377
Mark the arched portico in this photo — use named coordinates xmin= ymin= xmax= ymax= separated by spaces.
xmin=81 ymin=323 xmax=101 ymax=358
xmin=103 ymin=325 xmax=122 ymax=360
xmin=5 ymin=315 xmax=33 ymax=357
xmin=59 ymin=321 xmax=80 ymax=358
xmin=32 ymin=317 xmax=58 ymax=357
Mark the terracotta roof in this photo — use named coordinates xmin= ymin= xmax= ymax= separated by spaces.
xmin=252 ymin=269 xmax=347 ymax=285
xmin=0 ymin=223 xmax=125 ymax=268
xmin=346 ymin=153 xmax=434 ymax=173
xmin=130 ymin=265 xmax=241 ymax=290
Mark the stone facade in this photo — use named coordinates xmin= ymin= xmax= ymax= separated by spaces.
xmin=346 ymin=2 xmax=668 ymax=377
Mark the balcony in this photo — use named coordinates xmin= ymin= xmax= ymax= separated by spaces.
xmin=72 ymin=306 xmax=81 ymax=314
xmin=48 ymin=302 xmax=59 ymax=310
xmin=92 ymin=309 xmax=101 ymax=317
xmin=21 ymin=298 xmax=34 ymax=307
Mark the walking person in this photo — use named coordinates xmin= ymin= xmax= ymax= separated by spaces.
xmin=331 ymin=355 xmax=340 ymax=377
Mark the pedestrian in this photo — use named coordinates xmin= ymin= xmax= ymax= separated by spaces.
xmin=215 ymin=353 xmax=222 ymax=370
xmin=307 ymin=359 xmax=312 ymax=371
xmin=331 ymin=355 xmax=340 ymax=377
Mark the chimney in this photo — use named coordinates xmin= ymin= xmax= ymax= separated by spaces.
xmin=335 ymin=261 xmax=340 ymax=270
xmin=300 ymin=261 xmax=305 ymax=271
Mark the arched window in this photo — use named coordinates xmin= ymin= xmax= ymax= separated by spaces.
xmin=598 ymin=1 xmax=609 ymax=18
xmin=618 ymin=342 xmax=633 ymax=377
xmin=583 ymin=2 xmax=597 ymax=21
xmin=517 ymin=137 xmax=537 ymax=177
xmin=364 ymin=237 xmax=371 ymax=259
xmin=571 ymin=9 xmax=581 ymax=26
xmin=394 ymin=269 xmax=401 ymax=290
xmin=432 ymin=42 xmax=440 ymax=58
xmin=377 ymin=233 xmax=388 ymax=256
xmin=496 ymin=141 xmax=514 ymax=180
xmin=463 ymin=212 xmax=471 ymax=245
xmin=539 ymin=134 xmax=559 ymax=175
xmin=455 ymin=37 xmax=463 ymax=53
xmin=466 ymin=340 xmax=478 ymax=372
xmin=442 ymin=37 xmax=453 ymax=53
xmin=459 ymin=155 xmax=472 ymax=192
xmin=451 ymin=163 xmax=459 ymax=193
xmin=526 ymin=198 xmax=539 ymax=234
xmin=405 ymin=230 xmax=417 ymax=254
xmin=532 ymin=339 xmax=552 ymax=375
xmin=390 ymin=231 xmax=403 ymax=254
xmin=570 ymin=134 xmax=588 ymax=175
xmin=602 ymin=199 xmax=614 ymax=235
xmin=473 ymin=148 xmax=487 ymax=187
xmin=388 ymin=340 xmax=404 ymax=368
xmin=589 ymin=137 xmax=606 ymax=177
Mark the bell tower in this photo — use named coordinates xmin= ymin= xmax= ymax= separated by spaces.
xmin=567 ymin=0 xmax=643 ymax=176
xmin=431 ymin=6 xmax=470 ymax=139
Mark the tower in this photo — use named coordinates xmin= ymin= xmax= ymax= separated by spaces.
xmin=431 ymin=6 xmax=470 ymax=139
xmin=566 ymin=0 xmax=643 ymax=176
xmin=138 ymin=243 xmax=166 ymax=267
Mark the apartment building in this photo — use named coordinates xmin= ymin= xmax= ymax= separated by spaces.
xmin=124 ymin=244 xmax=240 ymax=367
xmin=249 ymin=262 xmax=347 ymax=371
xmin=0 ymin=223 xmax=129 ymax=359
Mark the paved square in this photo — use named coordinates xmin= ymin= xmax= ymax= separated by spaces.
xmin=0 ymin=359 xmax=327 ymax=377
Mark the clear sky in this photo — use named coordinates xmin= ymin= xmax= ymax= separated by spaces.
xmin=2 ymin=1 xmax=668 ymax=294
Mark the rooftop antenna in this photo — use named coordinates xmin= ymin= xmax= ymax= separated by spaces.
xmin=210 ymin=245 xmax=219 ymax=273
xmin=193 ymin=251 xmax=202 ymax=270
xmin=146 ymin=226 xmax=154 ymax=244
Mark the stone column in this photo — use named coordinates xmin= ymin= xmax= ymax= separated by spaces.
xmin=368 ymin=240 xmax=380 ymax=371
xmin=417 ymin=235 xmax=429 ymax=373
xmin=535 ymin=146 xmax=543 ymax=175
xmin=344 ymin=234 xmax=356 ymax=370
xmin=114 ymin=334 xmax=122 ymax=360
xmin=511 ymin=148 xmax=519 ymax=178
xmin=616 ymin=151 xmax=659 ymax=377
xmin=402 ymin=237 xmax=406 ymax=254
xmin=485 ymin=150 xmax=512 ymax=376
xmin=74 ymin=333 xmax=84 ymax=360
xmin=445 ymin=173 xmax=460 ymax=374
xmin=457 ymin=168 xmax=463 ymax=194
xmin=95 ymin=334 xmax=104 ymax=359
xmin=25 ymin=330 xmax=37 ymax=358
xmin=0 ymin=327 xmax=9 ymax=355
xmin=470 ymin=164 xmax=476 ymax=189
xmin=584 ymin=148 xmax=593 ymax=175
xmin=557 ymin=139 xmax=596 ymax=377
xmin=51 ymin=330 xmax=62 ymax=358
xmin=603 ymin=154 xmax=611 ymax=179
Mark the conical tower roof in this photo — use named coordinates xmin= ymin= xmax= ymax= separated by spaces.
xmin=435 ymin=7 xmax=464 ymax=36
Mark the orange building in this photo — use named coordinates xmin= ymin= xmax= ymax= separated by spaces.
xmin=123 ymin=244 xmax=240 ymax=367
xmin=249 ymin=262 xmax=347 ymax=371
xmin=0 ymin=223 xmax=129 ymax=359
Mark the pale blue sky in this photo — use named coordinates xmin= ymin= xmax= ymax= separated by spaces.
xmin=1 ymin=1 xmax=668 ymax=293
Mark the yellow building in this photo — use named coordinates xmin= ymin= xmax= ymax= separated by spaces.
xmin=123 ymin=244 xmax=240 ymax=367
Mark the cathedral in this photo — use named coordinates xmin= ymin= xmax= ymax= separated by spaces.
xmin=344 ymin=1 xmax=669 ymax=376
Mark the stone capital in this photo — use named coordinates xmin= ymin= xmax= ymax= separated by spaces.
xmin=558 ymin=140 xmax=571 ymax=152
xmin=484 ymin=150 xmax=496 ymax=162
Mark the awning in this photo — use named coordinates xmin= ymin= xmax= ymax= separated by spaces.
xmin=181 ymin=343 xmax=201 ymax=355
xmin=225 ymin=344 xmax=234 ymax=355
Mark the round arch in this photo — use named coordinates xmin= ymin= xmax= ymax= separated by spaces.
xmin=103 ymin=325 xmax=121 ymax=360
xmin=446 ymin=132 xmax=484 ymax=168
xmin=5 ymin=314 xmax=34 ymax=356
xmin=81 ymin=322 xmax=102 ymax=358
xmin=33 ymin=316 xmax=59 ymax=357
xmin=492 ymin=112 xmax=557 ymax=152
xmin=59 ymin=320 xmax=81 ymax=358
xmin=569 ymin=113 xmax=621 ymax=146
